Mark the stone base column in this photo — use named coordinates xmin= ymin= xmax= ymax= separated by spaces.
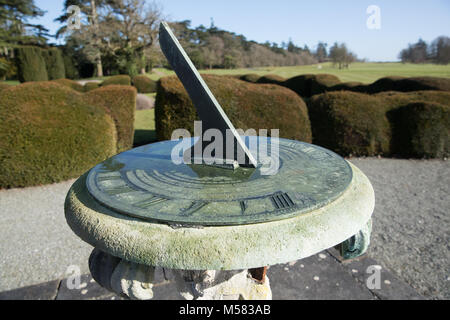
xmin=172 ymin=269 xmax=271 ymax=300
xmin=89 ymin=248 xmax=272 ymax=300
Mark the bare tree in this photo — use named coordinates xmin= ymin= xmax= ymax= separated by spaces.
xmin=430 ymin=36 xmax=450 ymax=65
xmin=104 ymin=0 xmax=163 ymax=75
xmin=329 ymin=42 xmax=356 ymax=69
xmin=202 ymin=36 xmax=224 ymax=69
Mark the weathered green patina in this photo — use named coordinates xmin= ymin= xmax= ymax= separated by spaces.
xmin=86 ymin=137 xmax=353 ymax=226
xmin=65 ymin=160 xmax=374 ymax=270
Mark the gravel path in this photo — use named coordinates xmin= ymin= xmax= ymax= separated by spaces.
xmin=349 ymin=158 xmax=449 ymax=299
xmin=136 ymin=94 xmax=155 ymax=110
xmin=0 ymin=158 xmax=448 ymax=299
xmin=0 ymin=180 xmax=92 ymax=291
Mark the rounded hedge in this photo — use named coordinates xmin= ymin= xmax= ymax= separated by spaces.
xmin=84 ymin=82 xmax=100 ymax=92
xmin=132 ymin=75 xmax=157 ymax=93
xmin=101 ymin=75 xmax=131 ymax=87
xmin=366 ymin=76 xmax=450 ymax=94
xmin=388 ymin=102 xmax=449 ymax=158
xmin=257 ymin=74 xmax=286 ymax=85
xmin=52 ymin=78 xmax=85 ymax=92
xmin=0 ymin=83 xmax=10 ymax=91
xmin=284 ymin=74 xmax=341 ymax=98
xmin=240 ymin=74 xmax=261 ymax=83
xmin=329 ymin=81 xmax=365 ymax=92
xmin=308 ymin=91 xmax=391 ymax=156
xmin=308 ymin=90 xmax=450 ymax=158
xmin=155 ymin=75 xmax=312 ymax=143
xmin=85 ymin=85 xmax=137 ymax=153
xmin=0 ymin=82 xmax=117 ymax=188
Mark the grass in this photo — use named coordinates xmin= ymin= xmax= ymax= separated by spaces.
xmin=199 ymin=62 xmax=450 ymax=84
xmin=1 ymin=80 xmax=20 ymax=86
xmin=137 ymin=62 xmax=450 ymax=84
xmin=133 ymin=108 xmax=156 ymax=147
xmin=3 ymin=62 xmax=449 ymax=87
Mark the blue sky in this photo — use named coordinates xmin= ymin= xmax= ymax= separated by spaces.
xmin=32 ymin=0 xmax=450 ymax=62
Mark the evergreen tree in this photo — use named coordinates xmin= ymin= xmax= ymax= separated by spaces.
xmin=0 ymin=0 xmax=48 ymax=45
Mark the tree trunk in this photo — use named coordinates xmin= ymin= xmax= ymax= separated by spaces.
xmin=140 ymin=68 xmax=146 ymax=75
xmin=91 ymin=0 xmax=103 ymax=78
xmin=96 ymin=55 xmax=104 ymax=77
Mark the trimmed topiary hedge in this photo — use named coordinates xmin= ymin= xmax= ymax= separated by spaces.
xmin=308 ymin=91 xmax=391 ymax=156
xmin=261 ymin=74 xmax=450 ymax=98
xmin=388 ymin=102 xmax=449 ymax=158
xmin=284 ymin=74 xmax=342 ymax=98
xmin=257 ymin=74 xmax=286 ymax=86
xmin=52 ymin=78 xmax=85 ymax=92
xmin=15 ymin=46 xmax=48 ymax=82
xmin=42 ymin=48 xmax=66 ymax=80
xmin=329 ymin=81 xmax=365 ymax=92
xmin=101 ymin=75 xmax=131 ymax=87
xmin=240 ymin=74 xmax=261 ymax=83
xmin=85 ymin=85 xmax=137 ymax=153
xmin=378 ymin=90 xmax=450 ymax=109
xmin=308 ymin=90 xmax=450 ymax=157
xmin=0 ymin=83 xmax=10 ymax=91
xmin=365 ymin=76 xmax=450 ymax=94
xmin=155 ymin=75 xmax=312 ymax=143
xmin=132 ymin=75 xmax=157 ymax=93
xmin=0 ymin=82 xmax=117 ymax=188
xmin=84 ymin=82 xmax=100 ymax=92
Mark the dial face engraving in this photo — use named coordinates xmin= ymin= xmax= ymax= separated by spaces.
xmin=86 ymin=137 xmax=352 ymax=226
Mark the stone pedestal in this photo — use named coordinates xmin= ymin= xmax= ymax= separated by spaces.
xmin=89 ymin=248 xmax=272 ymax=300
xmin=65 ymin=161 xmax=374 ymax=300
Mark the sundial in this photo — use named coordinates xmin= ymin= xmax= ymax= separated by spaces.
xmin=86 ymin=137 xmax=352 ymax=226
xmin=85 ymin=22 xmax=353 ymax=227
xmin=65 ymin=22 xmax=374 ymax=300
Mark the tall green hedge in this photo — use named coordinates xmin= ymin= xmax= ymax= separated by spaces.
xmin=0 ymin=82 xmax=117 ymax=188
xmin=85 ymin=85 xmax=137 ymax=153
xmin=15 ymin=46 xmax=48 ymax=82
xmin=155 ymin=75 xmax=312 ymax=142
xmin=15 ymin=46 xmax=69 ymax=82
xmin=42 ymin=48 xmax=66 ymax=80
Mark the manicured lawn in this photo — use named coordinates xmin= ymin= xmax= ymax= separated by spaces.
xmin=1 ymin=80 xmax=20 ymax=86
xmin=139 ymin=62 xmax=450 ymax=84
xmin=3 ymin=62 xmax=449 ymax=87
xmin=199 ymin=62 xmax=450 ymax=83
xmin=133 ymin=108 xmax=156 ymax=147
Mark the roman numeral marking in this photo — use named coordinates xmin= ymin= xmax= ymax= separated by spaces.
xmin=240 ymin=201 xmax=248 ymax=214
xmin=270 ymin=192 xmax=295 ymax=210
xmin=134 ymin=196 xmax=168 ymax=208
xmin=103 ymin=185 xmax=136 ymax=196
xmin=97 ymin=175 xmax=122 ymax=182
xmin=181 ymin=201 xmax=208 ymax=216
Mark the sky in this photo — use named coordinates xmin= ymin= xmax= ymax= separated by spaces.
xmin=32 ymin=0 xmax=450 ymax=62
